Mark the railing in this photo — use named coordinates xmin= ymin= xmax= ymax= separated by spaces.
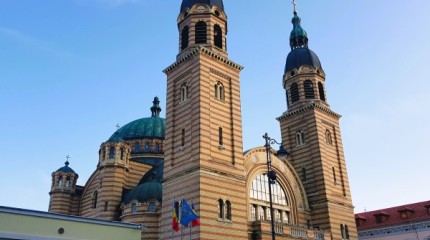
xmin=249 ymin=221 xmax=329 ymax=240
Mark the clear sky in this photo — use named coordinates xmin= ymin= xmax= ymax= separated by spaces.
xmin=1 ymin=0 xmax=429 ymax=214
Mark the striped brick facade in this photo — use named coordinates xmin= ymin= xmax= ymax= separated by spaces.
xmin=279 ymin=65 xmax=358 ymax=239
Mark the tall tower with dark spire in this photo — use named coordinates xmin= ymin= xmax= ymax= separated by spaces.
xmin=278 ymin=5 xmax=358 ymax=240
xmin=161 ymin=0 xmax=248 ymax=239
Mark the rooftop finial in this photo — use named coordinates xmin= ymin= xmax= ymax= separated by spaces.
xmin=292 ymin=0 xmax=297 ymax=14
xmin=151 ymin=97 xmax=162 ymax=117
xmin=65 ymin=155 xmax=70 ymax=166
xmin=116 ymin=124 xmax=121 ymax=130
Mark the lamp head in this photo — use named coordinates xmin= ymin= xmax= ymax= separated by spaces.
xmin=276 ymin=145 xmax=288 ymax=160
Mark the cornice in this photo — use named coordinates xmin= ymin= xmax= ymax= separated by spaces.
xmin=276 ymin=102 xmax=341 ymax=121
xmin=163 ymin=46 xmax=244 ymax=74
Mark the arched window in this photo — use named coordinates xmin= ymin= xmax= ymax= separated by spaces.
xmin=345 ymin=225 xmax=350 ymax=239
xmin=180 ymin=83 xmax=189 ymax=102
xmin=58 ymin=176 xmax=63 ymax=187
xmin=340 ymin=224 xmax=345 ymax=238
xmin=226 ymin=200 xmax=231 ymax=220
xmin=120 ymin=148 xmax=124 ymax=160
xmin=181 ymin=26 xmax=189 ymax=50
xmin=154 ymin=143 xmax=160 ymax=153
xmin=304 ymin=80 xmax=315 ymax=99
xmin=109 ymin=147 xmax=115 ymax=159
xmin=218 ymin=199 xmax=224 ymax=219
xmin=214 ymin=24 xmax=222 ymax=49
xmin=102 ymin=150 xmax=106 ymax=161
xmin=286 ymin=90 xmax=290 ymax=107
xmin=249 ymin=173 xmax=290 ymax=223
xmin=131 ymin=203 xmax=137 ymax=213
xmin=296 ymin=131 xmax=305 ymax=146
xmin=318 ymin=82 xmax=326 ymax=101
xmin=250 ymin=173 xmax=287 ymax=205
xmin=148 ymin=202 xmax=157 ymax=212
xmin=326 ymin=130 xmax=332 ymax=145
xmin=144 ymin=142 xmax=151 ymax=152
xmin=290 ymin=83 xmax=300 ymax=103
xmin=92 ymin=191 xmax=98 ymax=209
xmin=214 ymin=82 xmax=224 ymax=101
xmin=65 ymin=176 xmax=71 ymax=188
xmin=133 ymin=144 xmax=141 ymax=153
xmin=195 ymin=21 xmax=207 ymax=44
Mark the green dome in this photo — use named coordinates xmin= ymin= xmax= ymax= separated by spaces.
xmin=108 ymin=117 xmax=165 ymax=141
xmin=123 ymin=178 xmax=162 ymax=204
xmin=108 ymin=97 xmax=165 ymax=141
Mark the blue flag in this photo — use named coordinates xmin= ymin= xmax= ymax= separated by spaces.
xmin=180 ymin=199 xmax=199 ymax=227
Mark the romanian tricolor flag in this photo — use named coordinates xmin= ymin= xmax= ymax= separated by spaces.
xmin=191 ymin=201 xmax=200 ymax=227
xmin=172 ymin=200 xmax=179 ymax=232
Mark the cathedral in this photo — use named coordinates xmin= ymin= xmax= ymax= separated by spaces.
xmin=48 ymin=0 xmax=358 ymax=239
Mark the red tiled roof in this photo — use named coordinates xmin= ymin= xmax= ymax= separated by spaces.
xmin=355 ymin=200 xmax=430 ymax=230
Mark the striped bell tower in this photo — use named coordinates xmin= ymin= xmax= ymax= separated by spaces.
xmin=160 ymin=0 xmax=248 ymax=239
xmin=278 ymin=5 xmax=358 ymax=240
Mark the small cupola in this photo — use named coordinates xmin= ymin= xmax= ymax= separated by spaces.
xmin=51 ymin=158 xmax=78 ymax=192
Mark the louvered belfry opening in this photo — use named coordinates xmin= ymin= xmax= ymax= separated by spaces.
xmin=195 ymin=21 xmax=207 ymax=44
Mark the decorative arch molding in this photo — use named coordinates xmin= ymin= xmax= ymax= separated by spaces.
xmin=243 ymin=147 xmax=309 ymax=224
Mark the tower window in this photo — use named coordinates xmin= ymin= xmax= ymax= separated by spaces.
xmin=58 ymin=176 xmax=63 ymax=187
xmin=302 ymin=167 xmax=307 ymax=182
xmin=154 ymin=143 xmax=160 ymax=153
xmin=148 ymin=202 xmax=157 ymax=212
xmin=195 ymin=21 xmax=207 ymax=44
xmin=65 ymin=176 xmax=71 ymax=188
xmin=181 ymin=26 xmax=189 ymax=50
xmin=181 ymin=128 xmax=185 ymax=147
xmin=144 ymin=142 xmax=151 ymax=152
xmin=304 ymin=80 xmax=315 ymax=99
xmin=214 ymin=24 xmax=223 ymax=49
xmin=325 ymin=130 xmax=332 ymax=145
xmin=214 ymin=82 xmax=225 ymax=101
xmin=120 ymin=148 xmax=124 ymax=160
xmin=286 ymin=90 xmax=290 ymax=107
xmin=318 ymin=82 xmax=326 ymax=101
xmin=131 ymin=203 xmax=137 ymax=213
xmin=92 ymin=191 xmax=98 ymax=209
xmin=104 ymin=201 xmax=108 ymax=211
xmin=226 ymin=200 xmax=232 ymax=220
xmin=290 ymin=83 xmax=300 ymax=103
xmin=109 ymin=147 xmax=115 ymax=160
xmin=133 ymin=144 xmax=141 ymax=153
xmin=180 ymin=83 xmax=189 ymax=102
xmin=218 ymin=199 xmax=224 ymax=219
xmin=296 ymin=131 xmax=305 ymax=146
xmin=218 ymin=127 xmax=223 ymax=146
xmin=332 ymin=167 xmax=337 ymax=185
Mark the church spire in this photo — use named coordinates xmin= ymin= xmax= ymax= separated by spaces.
xmin=289 ymin=1 xmax=308 ymax=50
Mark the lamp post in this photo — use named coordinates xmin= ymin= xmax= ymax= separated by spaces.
xmin=263 ymin=133 xmax=288 ymax=240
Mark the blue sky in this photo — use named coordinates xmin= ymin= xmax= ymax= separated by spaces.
xmin=1 ymin=0 xmax=429 ymax=213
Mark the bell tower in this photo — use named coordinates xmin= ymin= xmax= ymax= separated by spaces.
xmin=161 ymin=1 xmax=248 ymax=239
xmin=278 ymin=6 xmax=358 ymax=240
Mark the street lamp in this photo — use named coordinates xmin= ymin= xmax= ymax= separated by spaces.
xmin=263 ymin=133 xmax=288 ymax=240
